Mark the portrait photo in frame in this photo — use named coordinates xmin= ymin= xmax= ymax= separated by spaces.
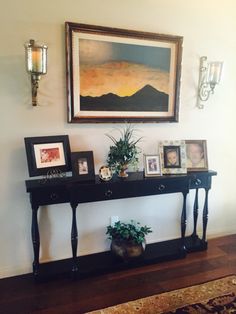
xmin=71 ymin=151 xmax=95 ymax=181
xmin=66 ymin=22 xmax=183 ymax=123
xmin=159 ymin=140 xmax=187 ymax=174
xmin=24 ymin=135 xmax=71 ymax=177
xmin=185 ymin=140 xmax=208 ymax=172
xmin=144 ymin=154 xmax=161 ymax=177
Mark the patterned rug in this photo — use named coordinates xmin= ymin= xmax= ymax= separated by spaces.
xmin=87 ymin=275 xmax=236 ymax=313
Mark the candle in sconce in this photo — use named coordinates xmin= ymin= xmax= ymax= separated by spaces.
xmin=207 ymin=61 xmax=223 ymax=85
xmin=31 ymin=49 xmax=43 ymax=73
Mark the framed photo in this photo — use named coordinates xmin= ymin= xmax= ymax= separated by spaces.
xmin=159 ymin=140 xmax=187 ymax=174
xmin=185 ymin=140 xmax=208 ymax=172
xmin=71 ymin=151 xmax=95 ymax=181
xmin=99 ymin=165 xmax=113 ymax=181
xmin=24 ymin=135 xmax=71 ymax=177
xmin=65 ymin=22 xmax=183 ymax=123
xmin=144 ymin=155 xmax=161 ymax=177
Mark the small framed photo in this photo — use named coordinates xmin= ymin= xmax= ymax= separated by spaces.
xmin=24 ymin=135 xmax=71 ymax=177
xmin=159 ymin=140 xmax=187 ymax=174
xmin=99 ymin=165 xmax=113 ymax=181
xmin=71 ymin=151 xmax=95 ymax=181
xmin=185 ymin=140 xmax=208 ymax=172
xmin=144 ymin=155 xmax=161 ymax=177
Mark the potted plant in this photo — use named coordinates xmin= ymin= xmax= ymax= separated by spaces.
xmin=106 ymin=220 xmax=152 ymax=260
xmin=106 ymin=125 xmax=142 ymax=177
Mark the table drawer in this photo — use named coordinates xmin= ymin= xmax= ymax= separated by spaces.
xmin=189 ymin=174 xmax=211 ymax=189
xmin=70 ymin=181 xmax=138 ymax=203
xmin=31 ymin=187 xmax=70 ymax=206
xmin=70 ymin=177 xmax=189 ymax=204
xmin=135 ymin=177 xmax=189 ymax=196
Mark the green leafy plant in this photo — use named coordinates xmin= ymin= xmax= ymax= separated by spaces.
xmin=106 ymin=124 xmax=142 ymax=173
xmin=106 ymin=220 xmax=152 ymax=245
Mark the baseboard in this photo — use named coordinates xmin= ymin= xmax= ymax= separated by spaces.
xmin=0 ymin=264 xmax=32 ymax=279
xmin=1 ymin=231 xmax=235 ymax=280
xmin=207 ymin=228 xmax=236 ymax=239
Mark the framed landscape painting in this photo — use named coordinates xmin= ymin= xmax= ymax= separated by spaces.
xmin=66 ymin=22 xmax=183 ymax=123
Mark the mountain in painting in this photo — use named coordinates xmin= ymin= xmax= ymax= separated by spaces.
xmin=80 ymin=84 xmax=169 ymax=112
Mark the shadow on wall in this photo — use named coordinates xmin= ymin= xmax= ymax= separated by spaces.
xmin=0 ymin=55 xmax=31 ymax=107
xmin=39 ymin=206 xmax=52 ymax=262
xmin=0 ymin=55 xmax=54 ymax=108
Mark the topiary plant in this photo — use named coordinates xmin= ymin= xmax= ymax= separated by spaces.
xmin=106 ymin=124 xmax=142 ymax=176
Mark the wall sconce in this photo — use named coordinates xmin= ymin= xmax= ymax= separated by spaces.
xmin=197 ymin=56 xmax=223 ymax=109
xmin=25 ymin=39 xmax=48 ymax=106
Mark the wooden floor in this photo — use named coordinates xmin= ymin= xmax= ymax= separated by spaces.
xmin=0 ymin=234 xmax=236 ymax=314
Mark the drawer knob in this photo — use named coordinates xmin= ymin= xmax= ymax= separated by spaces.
xmin=195 ymin=179 xmax=202 ymax=186
xmin=105 ymin=190 xmax=113 ymax=197
xmin=50 ymin=193 xmax=59 ymax=200
xmin=158 ymin=184 xmax=165 ymax=191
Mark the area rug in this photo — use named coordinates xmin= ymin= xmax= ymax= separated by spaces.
xmin=87 ymin=275 xmax=236 ymax=313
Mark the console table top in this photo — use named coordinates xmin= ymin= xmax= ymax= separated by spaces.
xmin=25 ymin=170 xmax=217 ymax=191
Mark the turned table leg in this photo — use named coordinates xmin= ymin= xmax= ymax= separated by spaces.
xmin=181 ymin=192 xmax=187 ymax=252
xmin=31 ymin=205 xmax=40 ymax=277
xmin=202 ymin=188 xmax=209 ymax=244
xmin=71 ymin=203 xmax=79 ymax=274
xmin=192 ymin=188 xmax=199 ymax=238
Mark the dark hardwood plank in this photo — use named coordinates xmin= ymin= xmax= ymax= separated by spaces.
xmin=0 ymin=234 xmax=235 ymax=314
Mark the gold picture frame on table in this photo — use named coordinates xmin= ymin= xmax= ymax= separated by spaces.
xmin=185 ymin=140 xmax=208 ymax=172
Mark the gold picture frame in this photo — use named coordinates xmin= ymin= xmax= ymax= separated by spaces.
xmin=185 ymin=140 xmax=208 ymax=172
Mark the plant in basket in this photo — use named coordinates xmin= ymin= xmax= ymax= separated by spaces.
xmin=106 ymin=220 xmax=152 ymax=260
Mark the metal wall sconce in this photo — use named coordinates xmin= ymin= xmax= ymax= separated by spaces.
xmin=25 ymin=39 xmax=48 ymax=106
xmin=197 ymin=56 xmax=223 ymax=109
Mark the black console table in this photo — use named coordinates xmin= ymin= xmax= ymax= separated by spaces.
xmin=25 ymin=170 xmax=216 ymax=279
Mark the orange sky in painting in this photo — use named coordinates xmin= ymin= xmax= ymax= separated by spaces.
xmin=80 ymin=61 xmax=169 ymax=97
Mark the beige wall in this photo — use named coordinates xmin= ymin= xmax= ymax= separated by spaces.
xmin=0 ymin=0 xmax=236 ymax=278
